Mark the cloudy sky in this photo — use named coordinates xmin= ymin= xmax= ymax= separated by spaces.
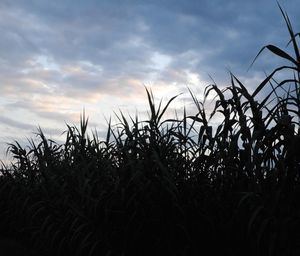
xmin=0 ymin=0 xmax=299 ymax=161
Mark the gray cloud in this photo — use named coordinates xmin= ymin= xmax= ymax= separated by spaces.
xmin=0 ymin=0 xmax=299 ymax=160
xmin=0 ymin=115 xmax=35 ymax=131
xmin=2 ymin=0 xmax=298 ymax=86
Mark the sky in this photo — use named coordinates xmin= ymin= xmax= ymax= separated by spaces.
xmin=0 ymin=0 xmax=299 ymax=162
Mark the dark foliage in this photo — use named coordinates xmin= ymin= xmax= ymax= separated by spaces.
xmin=0 ymin=5 xmax=300 ymax=256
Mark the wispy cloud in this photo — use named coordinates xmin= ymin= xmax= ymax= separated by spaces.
xmin=0 ymin=0 xmax=299 ymax=159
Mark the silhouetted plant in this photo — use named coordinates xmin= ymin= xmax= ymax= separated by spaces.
xmin=0 ymin=4 xmax=300 ymax=256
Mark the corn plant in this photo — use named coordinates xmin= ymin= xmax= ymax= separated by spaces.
xmin=0 ymin=4 xmax=299 ymax=256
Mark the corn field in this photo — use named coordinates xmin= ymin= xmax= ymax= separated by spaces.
xmin=0 ymin=6 xmax=299 ymax=256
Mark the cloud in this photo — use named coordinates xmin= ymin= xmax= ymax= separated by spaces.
xmin=0 ymin=0 xmax=299 ymax=161
xmin=0 ymin=115 xmax=35 ymax=131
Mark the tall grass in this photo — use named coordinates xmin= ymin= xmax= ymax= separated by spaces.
xmin=0 ymin=5 xmax=300 ymax=256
